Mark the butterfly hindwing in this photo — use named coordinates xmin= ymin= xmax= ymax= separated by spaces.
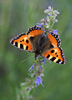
xmin=10 ymin=33 xmax=33 ymax=51
xmin=43 ymin=47 xmax=66 ymax=64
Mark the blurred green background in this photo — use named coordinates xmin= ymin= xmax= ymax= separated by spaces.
xmin=0 ymin=0 xmax=72 ymax=100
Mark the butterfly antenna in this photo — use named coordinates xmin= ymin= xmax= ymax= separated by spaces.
xmin=21 ymin=56 xmax=34 ymax=63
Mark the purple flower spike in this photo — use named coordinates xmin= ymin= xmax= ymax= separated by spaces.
xmin=36 ymin=23 xmax=42 ymax=27
xmin=42 ymin=58 xmax=46 ymax=65
xmin=35 ymin=75 xmax=44 ymax=87
xmin=53 ymin=29 xmax=58 ymax=35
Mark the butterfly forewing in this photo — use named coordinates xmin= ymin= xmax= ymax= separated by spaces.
xmin=10 ymin=33 xmax=32 ymax=51
xmin=27 ymin=26 xmax=43 ymax=37
xmin=48 ymin=32 xmax=61 ymax=47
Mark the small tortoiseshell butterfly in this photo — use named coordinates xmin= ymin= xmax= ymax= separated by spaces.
xmin=10 ymin=26 xmax=66 ymax=64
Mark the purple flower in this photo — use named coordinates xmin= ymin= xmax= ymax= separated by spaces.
xmin=39 ymin=65 xmax=41 ymax=69
xmin=29 ymin=64 xmax=35 ymax=72
xmin=48 ymin=6 xmax=52 ymax=11
xmin=36 ymin=23 xmax=42 ymax=27
xmin=42 ymin=58 xmax=46 ymax=65
xmin=26 ymin=87 xmax=31 ymax=91
xmin=44 ymin=22 xmax=46 ymax=25
xmin=48 ymin=13 xmax=51 ymax=17
xmin=35 ymin=75 xmax=44 ymax=87
xmin=53 ymin=29 xmax=58 ymax=35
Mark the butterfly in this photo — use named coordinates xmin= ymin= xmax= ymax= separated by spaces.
xmin=10 ymin=26 xmax=66 ymax=64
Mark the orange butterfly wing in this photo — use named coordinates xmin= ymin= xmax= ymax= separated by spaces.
xmin=27 ymin=26 xmax=43 ymax=37
xmin=48 ymin=32 xmax=61 ymax=47
xmin=10 ymin=33 xmax=32 ymax=51
xmin=42 ymin=32 xmax=66 ymax=64
xmin=10 ymin=26 xmax=44 ymax=52
xmin=44 ymin=47 xmax=66 ymax=64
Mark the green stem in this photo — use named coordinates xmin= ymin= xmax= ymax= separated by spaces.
xmin=49 ymin=21 xmax=55 ymax=29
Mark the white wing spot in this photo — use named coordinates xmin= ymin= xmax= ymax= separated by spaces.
xmin=13 ymin=42 xmax=15 ymax=46
xmin=18 ymin=43 xmax=20 ymax=48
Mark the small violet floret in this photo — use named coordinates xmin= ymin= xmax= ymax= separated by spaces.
xmin=48 ymin=6 xmax=52 ymax=11
xmin=53 ymin=29 xmax=58 ymax=35
xmin=35 ymin=75 xmax=44 ymax=87
xmin=36 ymin=23 xmax=42 ymax=27
xmin=48 ymin=13 xmax=51 ymax=17
xmin=42 ymin=58 xmax=46 ymax=65
xmin=39 ymin=65 xmax=41 ymax=69
xmin=29 ymin=64 xmax=35 ymax=72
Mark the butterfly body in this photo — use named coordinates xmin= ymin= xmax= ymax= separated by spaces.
xmin=10 ymin=26 xmax=66 ymax=64
xmin=30 ymin=33 xmax=47 ymax=56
